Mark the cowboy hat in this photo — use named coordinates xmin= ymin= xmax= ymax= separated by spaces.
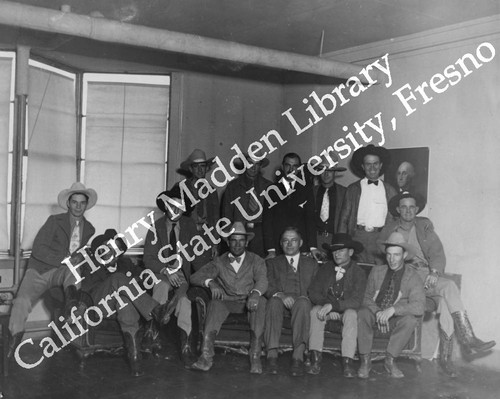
xmin=350 ymin=144 xmax=391 ymax=178
xmin=322 ymin=233 xmax=363 ymax=254
xmin=156 ymin=185 xmax=194 ymax=215
xmin=180 ymin=149 xmax=215 ymax=171
xmin=225 ymin=221 xmax=255 ymax=242
xmin=233 ymin=153 xmax=270 ymax=169
xmin=388 ymin=191 xmax=427 ymax=217
xmin=57 ymin=182 xmax=97 ymax=210
xmin=315 ymin=156 xmax=347 ymax=173
xmin=382 ymin=232 xmax=415 ymax=257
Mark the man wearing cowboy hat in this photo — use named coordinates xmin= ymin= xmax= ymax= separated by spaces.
xmin=264 ymin=227 xmax=318 ymax=376
xmin=307 ymin=233 xmax=367 ymax=377
xmin=189 ymin=222 xmax=268 ymax=374
xmin=339 ymin=144 xmax=397 ymax=264
xmin=305 ymin=157 xmax=347 ymax=262
xmin=8 ymin=182 xmax=97 ymax=359
xmin=143 ymin=185 xmax=198 ymax=365
xmin=379 ymin=192 xmax=496 ymax=377
xmin=178 ymin=149 xmax=220 ymax=269
xmin=357 ymin=231 xmax=425 ymax=379
xmin=222 ymin=153 xmax=272 ymax=257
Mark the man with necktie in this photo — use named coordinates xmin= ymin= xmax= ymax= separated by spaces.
xmin=7 ymin=182 xmax=97 ymax=359
xmin=264 ymin=227 xmax=318 ymax=376
xmin=307 ymin=233 xmax=367 ymax=377
xmin=189 ymin=222 xmax=268 ymax=373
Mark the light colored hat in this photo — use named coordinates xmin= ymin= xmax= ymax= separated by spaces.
xmin=382 ymin=232 xmax=415 ymax=257
xmin=57 ymin=182 xmax=98 ymax=210
xmin=226 ymin=221 xmax=255 ymax=242
xmin=180 ymin=149 xmax=215 ymax=171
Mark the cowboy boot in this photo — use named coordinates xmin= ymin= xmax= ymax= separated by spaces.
xmin=63 ymin=285 xmax=80 ymax=321
xmin=452 ymin=311 xmax=496 ymax=354
xmin=358 ymin=354 xmax=372 ymax=379
xmin=7 ymin=331 xmax=25 ymax=359
xmin=180 ymin=329 xmax=196 ymax=368
xmin=123 ymin=331 xmax=144 ymax=377
xmin=306 ymin=350 xmax=322 ymax=375
xmin=438 ymin=329 xmax=457 ymax=378
xmin=384 ymin=353 xmax=404 ymax=378
xmin=249 ymin=331 xmax=263 ymax=374
xmin=190 ymin=330 xmax=217 ymax=371
xmin=142 ymin=319 xmax=162 ymax=354
xmin=342 ymin=357 xmax=356 ymax=378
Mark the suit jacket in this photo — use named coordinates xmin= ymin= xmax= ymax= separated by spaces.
xmin=265 ymin=254 xmax=318 ymax=298
xmin=339 ymin=179 xmax=397 ymax=236
xmin=29 ymin=212 xmax=95 ymax=273
xmin=190 ymin=251 xmax=268 ymax=297
xmin=143 ymin=214 xmax=198 ymax=279
xmin=182 ymin=178 xmax=220 ymax=229
xmin=363 ymin=264 xmax=425 ymax=317
xmin=308 ymin=260 xmax=367 ymax=312
xmin=378 ymin=217 xmax=446 ymax=275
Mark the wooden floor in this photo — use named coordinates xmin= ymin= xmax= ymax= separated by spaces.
xmin=2 ymin=333 xmax=499 ymax=399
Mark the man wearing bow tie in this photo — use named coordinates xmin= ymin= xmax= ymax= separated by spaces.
xmin=264 ymin=227 xmax=318 ymax=376
xmin=339 ymin=145 xmax=397 ymax=264
xmin=307 ymin=234 xmax=367 ymax=377
xmin=189 ymin=222 xmax=268 ymax=373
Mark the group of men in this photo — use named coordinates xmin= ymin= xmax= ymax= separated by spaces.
xmin=7 ymin=144 xmax=495 ymax=380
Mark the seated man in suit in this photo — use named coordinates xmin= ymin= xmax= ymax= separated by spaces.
xmin=308 ymin=233 xmax=367 ymax=377
xmin=190 ymin=222 xmax=268 ymax=374
xmin=264 ymin=227 xmax=318 ymax=376
xmin=357 ymin=232 xmax=425 ymax=379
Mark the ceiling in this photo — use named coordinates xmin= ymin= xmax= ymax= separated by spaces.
xmin=1 ymin=0 xmax=499 ymax=74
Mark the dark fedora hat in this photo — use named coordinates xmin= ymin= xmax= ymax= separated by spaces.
xmin=315 ymin=154 xmax=347 ymax=173
xmin=388 ymin=191 xmax=426 ymax=217
xmin=322 ymin=233 xmax=363 ymax=254
xmin=350 ymin=144 xmax=391 ymax=178
xmin=90 ymin=229 xmax=127 ymax=255
xmin=156 ymin=185 xmax=193 ymax=215
xmin=233 ymin=153 xmax=270 ymax=169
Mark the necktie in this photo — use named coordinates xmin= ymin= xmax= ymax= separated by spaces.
xmin=69 ymin=220 xmax=80 ymax=254
xmin=248 ymin=182 xmax=260 ymax=213
xmin=368 ymin=180 xmax=379 ymax=186
xmin=169 ymin=223 xmax=177 ymax=265
xmin=320 ymin=189 xmax=329 ymax=222
xmin=289 ymin=257 xmax=296 ymax=272
xmin=380 ymin=272 xmax=396 ymax=310
xmin=335 ymin=266 xmax=345 ymax=281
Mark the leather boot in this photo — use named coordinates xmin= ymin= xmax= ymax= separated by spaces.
xmin=438 ymin=330 xmax=457 ymax=378
xmin=384 ymin=353 xmax=404 ymax=378
xmin=63 ymin=285 xmax=80 ymax=321
xmin=190 ymin=330 xmax=217 ymax=371
xmin=123 ymin=331 xmax=144 ymax=377
xmin=180 ymin=329 xmax=196 ymax=368
xmin=7 ymin=331 xmax=25 ymax=359
xmin=306 ymin=350 xmax=322 ymax=375
xmin=142 ymin=319 xmax=162 ymax=354
xmin=452 ymin=311 xmax=496 ymax=355
xmin=342 ymin=357 xmax=356 ymax=378
xmin=357 ymin=354 xmax=372 ymax=379
xmin=249 ymin=331 xmax=263 ymax=374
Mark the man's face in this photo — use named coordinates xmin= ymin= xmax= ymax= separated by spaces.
xmin=361 ymin=154 xmax=382 ymax=180
xmin=67 ymin=193 xmax=88 ymax=218
xmin=386 ymin=246 xmax=406 ymax=271
xmin=190 ymin=162 xmax=208 ymax=180
xmin=320 ymin=169 xmax=336 ymax=187
xmin=333 ymin=247 xmax=354 ymax=266
xmin=96 ymin=243 xmax=120 ymax=269
xmin=245 ymin=161 xmax=262 ymax=179
xmin=280 ymin=230 xmax=303 ymax=256
xmin=282 ymin=156 xmax=300 ymax=180
xmin=166 ymin=197 xmax=184 ymax=222
xmin=396 ymin=162 xmax=414 ymax=189
xmin=397 ymin=197 xmax=419 ymax=223
xmin=228 ymin=234 xmax=248 ymax=257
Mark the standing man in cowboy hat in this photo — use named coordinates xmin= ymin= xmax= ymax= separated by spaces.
xmin=357 ymin=232 xmax=425 ymax=379
xmin=8 ymin=182 xmax=97 ymax=359
xmin=264 ymin=227 xmax=318 ymax=376
xmin=307 ymin=233 xmax=367 ymax=377
xmin=305 ymin=157 xmax=347 ymax=263
xmin=379 ymin=192 xmax=496 ymax=377
xmin=339 ymin=144 xmax=397 ymax=264
xmin=222 ymin=154 xmax=272 ymax=257
xmin=189 ymin=222 xmax=268 ymax=374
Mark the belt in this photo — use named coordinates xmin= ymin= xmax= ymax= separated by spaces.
xmin=356 ymin=224 xmax=382 ymax=232
xmin=317 ymin=230 xmax=332 ymax=237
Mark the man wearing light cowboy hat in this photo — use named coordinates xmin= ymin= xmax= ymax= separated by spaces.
xmin=7 ymin=182 xmax=97 ymax=360
xmin=357 ymin=231 xmax=425 ymax=379
xmin=189 ymin=221 xmax=268 ymax=374
xmin=222 ymin=153 xmax=272 ymax=257
xmin=307 ymin=233 xmax=367 ymax=377
xmin=339 ymin=144 xmax=397 ymax=264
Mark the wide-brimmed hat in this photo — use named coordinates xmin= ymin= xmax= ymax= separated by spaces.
xmin=315 ymin=155 xmax=347 ymax=173
xmin=382 ymin=232 xmax=415 ymax=257
xmin=322 ymin=233 xmax=363 ymax=254
xmin=225 ymin=221 xmax=255 ymax=242
xmin=156 ymin=185 xmax=193 ymax=215
xmin=57 ymin=182 xmax=97 ymax=210
xmin=90 ymin=228 xmax=128 ymax=255
xmin=233 ymin=153 xmax=270 ymax=169
xmin=388 ymin=191 xmax=426 ymax=217
xmin=180 ymin=149 xmax=215 ymax=171
xmin=350 ymin=144 xmax=390 ymax=178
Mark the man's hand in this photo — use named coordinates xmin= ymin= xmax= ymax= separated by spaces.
xmin=282 ymin=296 xmax=295 ymax=310
xmin=328 ymin=311 xmax=341 ymax=321
xmin=311 ymin=249 xmax=327 ymax=263
xmin=166 ymin=272 xmax=183 ymax=288
xmin=208 ymin=281 xmax=225 ymax=299
xmin=265 ymin=250 xmax=276 ymax=260
xmin=247 ymin=291 xmax=260 ymax=312
xmin=316 ymin=303 xmax=333 ymax=321
xmin=425 ymin=273 xmax=438 ymax=290
xmin=376 ymin=307 xmax=395 ymax=333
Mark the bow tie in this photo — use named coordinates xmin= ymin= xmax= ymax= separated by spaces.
xmin=368 ymin=180 xmax=379 ymax=186
xmin=229 ymin=255 xmax=242 ymax=263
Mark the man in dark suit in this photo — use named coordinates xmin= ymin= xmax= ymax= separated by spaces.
xmin=8 ymin=182 xmax=97 ymax=358
xmin=264 ymin=227 xmax=318 ymax=376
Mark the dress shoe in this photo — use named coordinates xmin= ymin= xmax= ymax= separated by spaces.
xmin=291 ymin=358 xmax=304 ymax=377
xmin=267 ymin=357 xmax=278 ymax=374
xmin=342 ymin=357 xmax=356 ymax=378
xmin=384 ymin=354 xmax=404 ymax=378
